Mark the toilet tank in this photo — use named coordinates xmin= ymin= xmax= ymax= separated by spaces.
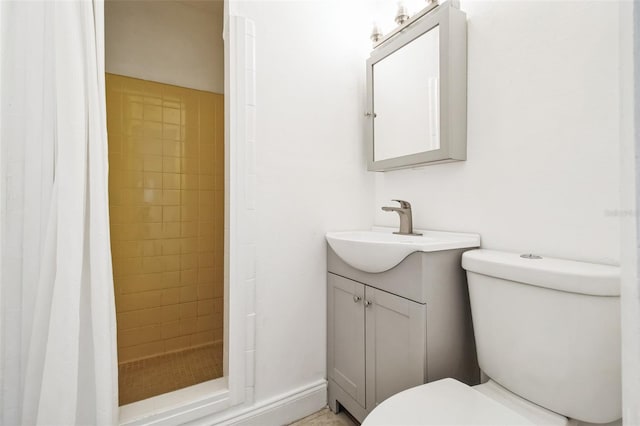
xmin=462 ymin=249 xmax=621 ymax=424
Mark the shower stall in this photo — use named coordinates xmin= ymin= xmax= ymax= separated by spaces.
xmin=106 ymin=74 xmax=224 ymax=405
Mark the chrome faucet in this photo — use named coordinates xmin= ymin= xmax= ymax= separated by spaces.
xmin=381 ymin=200 xmax=422 ymax=236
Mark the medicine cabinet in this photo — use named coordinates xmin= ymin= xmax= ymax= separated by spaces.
xmin=366 ymin=3 xmax=467 ymax=171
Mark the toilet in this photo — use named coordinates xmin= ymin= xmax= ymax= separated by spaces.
xmin=362 ymin=249 xmax=621 ymax=426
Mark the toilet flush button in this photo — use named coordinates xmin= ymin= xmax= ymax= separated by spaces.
xmin=520 ymin=254 xmax=542 ymax=259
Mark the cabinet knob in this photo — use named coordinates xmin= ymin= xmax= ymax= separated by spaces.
xmin=353 ymin=295 xmax=362 ymax=303
xmin=364 ymin=300 xmax=372 ymax=308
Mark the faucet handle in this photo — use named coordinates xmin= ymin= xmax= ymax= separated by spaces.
xmin=391 ymin=199 xmax=411 ymax=209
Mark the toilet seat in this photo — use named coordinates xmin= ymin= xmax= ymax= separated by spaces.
xmin=362 ymin=378 xmax=567 ymax=426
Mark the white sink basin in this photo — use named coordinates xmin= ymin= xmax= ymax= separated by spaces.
xmin=326 ymin=227 xmax=480 ymax=273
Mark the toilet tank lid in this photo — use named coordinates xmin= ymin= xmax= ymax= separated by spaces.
xmin=462 ymin=249 xmax=620 ymax=296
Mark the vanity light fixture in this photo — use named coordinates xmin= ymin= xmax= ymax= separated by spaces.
xmin=371 ymin=0 xmax=442 ymax=47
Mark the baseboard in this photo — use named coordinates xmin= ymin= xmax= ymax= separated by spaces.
xmin=196 ymin=379 xmax=328 ymax=426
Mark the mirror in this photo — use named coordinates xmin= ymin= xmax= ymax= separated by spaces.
xmin=366 ymin=3 xmax=467 ymax=171
xmin=373 ymin=25 xmax=440 ymax=161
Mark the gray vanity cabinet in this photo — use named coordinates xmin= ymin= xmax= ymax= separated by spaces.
xmin=327 ymin=246 xmax=479 ymax=423
xmin=327 ymin=274 xmax=366 ymax=408
xmin=328 ymin=274 xmax=428 ymax=422
xmin=365 ymin=287 xmax=427 ymax=410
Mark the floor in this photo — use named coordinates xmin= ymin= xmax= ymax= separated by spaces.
xmin=290 ymin=407 xmax=359 ymax=426
xmin=118 ymin=342 xmax=223 ymax=405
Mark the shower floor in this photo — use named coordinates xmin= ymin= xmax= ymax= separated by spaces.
xmin=118 ymin=342 xmax=223 ymax=405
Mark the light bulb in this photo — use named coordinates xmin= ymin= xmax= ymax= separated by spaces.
xmin=395 ymin=1 xmax=410 ymax=25
xmin=370 ymin=21 xmax=383 ymax=43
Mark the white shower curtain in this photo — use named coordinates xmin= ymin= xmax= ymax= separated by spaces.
xmin=0 ymin=1 xmax=118 ymax=425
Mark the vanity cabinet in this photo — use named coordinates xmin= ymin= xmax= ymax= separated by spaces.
xmin=365 ymin=285 xmax=427 ymax=410
xmin=328 ymin=275 xmax=366 ymax=408
xmin=327 ymin=246 xmax=479 ymax=423
xmin=328 ymin=275 xmax=426 ymax=415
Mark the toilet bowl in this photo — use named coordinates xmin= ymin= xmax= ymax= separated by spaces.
xmin=362 ymin=249 xmax=621 ymax=426
xmin=363 ymin=378 xmax=567 ymax=425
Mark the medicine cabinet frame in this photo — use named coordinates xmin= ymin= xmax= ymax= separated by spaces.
xmin=366 ymin=2 xmax=467 ymax=171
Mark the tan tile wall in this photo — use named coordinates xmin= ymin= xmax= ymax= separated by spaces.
xmin=106 ymin=74 xmax=224 ymax=364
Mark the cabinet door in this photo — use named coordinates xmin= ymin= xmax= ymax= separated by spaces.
xmin=328 ymin=274 xmax=366 ymax=407
xmin=365 ymin=287 xmax=427 ymax=410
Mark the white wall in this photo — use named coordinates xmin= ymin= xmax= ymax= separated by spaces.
xmin=105 ymin=0 xmax=224 ymax=93
xmin=374 ymin=1 xmax=622 ymax=265
xmin=229 ymin=0 xmax=374 ymax=404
